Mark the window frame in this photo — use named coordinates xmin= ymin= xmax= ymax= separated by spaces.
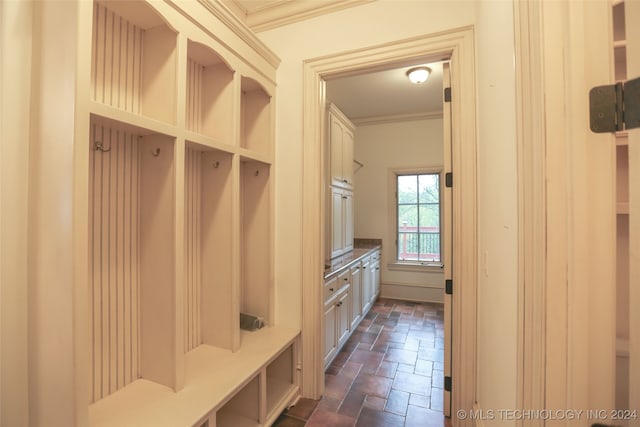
xmin=388 ymin=166 xmax=444 ymax=272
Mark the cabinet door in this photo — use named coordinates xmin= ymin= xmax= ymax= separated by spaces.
xmin=337 ymin=290 xmax=350 ymax=348
xmin=350 ymin=264 xmax=362 ymax=328
xmin=342 ymin=127 xmax=354 ymax=187
xmin=361 ymin=257 xmax=372 ymax=313
xmin=329 ymin=114 xmax=343 ymax=186
xmin=342 ymin=191 xmax=354 ymax=253
xmin=323 ymin=301 xmax=337 ymax=367
xmin=331 ymin=188 xmax=344 ymax=258
xmin=373 ymin=260 xmax=380 ymax=298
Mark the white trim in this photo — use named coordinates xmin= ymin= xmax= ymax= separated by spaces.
xmin=239 ymin=0 xmax=375 ymax=33
xmin=513 ymin=0 xmax=547 ymax=418
xmin=389 ymin=167 xmax=444 ymax=266
xmin=301 ymin=27 xmax=478 ymax=424
xmin=353 ymin=111 xmax=443 ymax=126
xmin=387 ymin=262 xmax=443 ymax=273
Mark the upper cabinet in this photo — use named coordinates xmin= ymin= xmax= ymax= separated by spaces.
xmin=328 ymin=103 xmax=355 ymax=189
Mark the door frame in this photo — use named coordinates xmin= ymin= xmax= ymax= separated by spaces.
xmin=300 ymin=26 xmax=478 ymax=421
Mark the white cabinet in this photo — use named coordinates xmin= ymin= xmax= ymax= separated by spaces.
xmin=323 ymin=247 xmax=381 ymax=369
xmin=330 ymin=187 xmax=354 ymax=258
xmin=323 ymin=278 xmax=350 ymax=369
xmin=328 ymin=104 xmax=355 ymax=189
xmin=362 ymin=256 xmax=373 ymax=314
xmin=350 ymin=263 xmax=362 ymax=329
xmin=372 ymin=250 xmax=381 ymax=299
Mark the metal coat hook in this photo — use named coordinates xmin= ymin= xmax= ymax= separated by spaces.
xmin=213 ymin=161 xmax=220 ymax=168
xmin=255 ymin=170 xmax=260 ymax=176
xmin=151 ymin=148 xmax=161 ymax=157
xmin=94 ymin=141 xmax=111 ymax=153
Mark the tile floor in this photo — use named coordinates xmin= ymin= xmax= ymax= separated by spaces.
xmin=273 ymin=298 xmax=450 ymax=427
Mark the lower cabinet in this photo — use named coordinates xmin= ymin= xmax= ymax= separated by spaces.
xmin=350 ymin=263 xmax=362 ymax=329
xmin=324 ymin=247 xmax=381 ymax=369
xmin=324 ymin=285 xmax=350 ymax=368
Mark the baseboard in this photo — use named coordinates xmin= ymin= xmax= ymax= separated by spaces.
xmin=473 ymin=402 xmax=484 ymax=427
xmin=380 ymin=282 xmax=444 ymax=303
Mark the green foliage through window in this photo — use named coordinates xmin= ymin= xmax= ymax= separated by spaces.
xmin=397 ymin=173 xmax=440 ymax=262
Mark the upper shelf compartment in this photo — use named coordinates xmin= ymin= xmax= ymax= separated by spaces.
xmin=92 ymin=1 xmax=177 ymax=125
xmin=186 ymin=41 xmax=235 ymax=145
xmin=240 ymin=77 xmax=272 ymax=158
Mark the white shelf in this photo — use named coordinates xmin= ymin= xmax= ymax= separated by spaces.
xmin=90 ymin=101 xmax=178 ymax=138
xmin=89 ymin=327 xmax=299 ymax=427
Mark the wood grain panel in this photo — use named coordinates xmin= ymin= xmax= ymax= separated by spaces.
xmin=89 ymin=123 xmax=140 ymax=402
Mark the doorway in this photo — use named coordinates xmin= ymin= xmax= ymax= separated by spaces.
xmin=299 ymin=27 xmax=478 ymax=421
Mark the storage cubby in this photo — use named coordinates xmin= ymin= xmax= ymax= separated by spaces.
xmin=92 ymin=1 xmax=177 ymax=124
xmin=184 ymin=142 xmax=235 ymax=352
xmin=89 ymin=117 xmax=176 ymax=403
xmin=240 ymin=160 xmax=272 ymax=327
xmin=216 ymin=376 xmax=261 ymax=427
xmin=266 ymin=344 xmax=296 ymax=419
xmin=240 ymin=77 xmax=272 ymax=156
xmin=186 ymin=41 xmax=235 ymax=143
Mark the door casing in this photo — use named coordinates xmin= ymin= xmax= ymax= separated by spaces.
xmin=300 ymin=27 xmax=478 ymax=422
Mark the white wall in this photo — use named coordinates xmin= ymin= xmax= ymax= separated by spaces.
xmin=1 ymin=1 xmax=32 ymax=425
xmin=354 ymin=118 xmax=444 ymax=303
xmin=258 ymin=0 xmax=519 ymax=417
xmin=258 ymin=0 xmax=476 ymax=334
xmin=475 ymin=0 xmax=518 ymax=425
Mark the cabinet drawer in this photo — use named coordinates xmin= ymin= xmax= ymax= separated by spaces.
xmin=324 ymin=271 xmax=350 ymax=303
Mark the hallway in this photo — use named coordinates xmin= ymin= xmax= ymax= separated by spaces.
xmin=274 ymin=298 xmax=449 ymax=427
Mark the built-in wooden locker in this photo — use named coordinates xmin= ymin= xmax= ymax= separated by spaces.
xmin=74 ymin=1 xmax=301 ymax=425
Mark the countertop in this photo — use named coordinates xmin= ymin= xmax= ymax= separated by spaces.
xmin=324 ymin=239 xmax=382 ymax=280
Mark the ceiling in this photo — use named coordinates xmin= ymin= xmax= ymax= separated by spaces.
xmin=326 ymin=61 xmax=445 ymax=124
xmin=225 ymin=0 xmax=444 ymax=123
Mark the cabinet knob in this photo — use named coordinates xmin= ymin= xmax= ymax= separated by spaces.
xmin=329 ymin=288 xmax=334 ymax=292
xmin=342 ymin=196 xmax=347 ymax=199
xmin=343 ymin=278 xmax=348 ymax=281
xmin=343 ymin=179 xmax=348 ymax=183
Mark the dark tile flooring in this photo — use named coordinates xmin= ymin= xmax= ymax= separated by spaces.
xmin=273 ymin=298 xmax=450 ymax=427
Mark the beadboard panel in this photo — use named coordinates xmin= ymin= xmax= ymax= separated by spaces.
xmin=92 ymin=3 xmax=143 ymax=115
xmin=186 ymin=59 xmax=203 ymax=134
xmin=184 ymin=148 xmax=202 ymax=352
xmin=89 ymin=123 xmax=141 ymax=403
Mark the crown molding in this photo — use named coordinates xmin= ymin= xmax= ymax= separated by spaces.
xmin=352 ymin=111 xmax=443 ymax=126
xmin=238 ymin=0 xmax=375 ymax=32
xmin=195 ymin=0 xmax=281 ymax=69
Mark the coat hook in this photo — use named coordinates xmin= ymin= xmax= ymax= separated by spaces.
xmin=94 ymin=141 xmax=111 ymax=153
xmin=151 ymin=148 xmax=160 ymax=157
xmin=255 ymin=170 xmax=259 ymax=176
xmin=213 ymin=161 xmax=220 ymax=168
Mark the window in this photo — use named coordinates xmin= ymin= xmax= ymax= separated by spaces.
xmin=396 ymin=172 xmax=441 ymax=263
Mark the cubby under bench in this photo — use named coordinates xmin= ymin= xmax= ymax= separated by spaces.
xmin=89 ymin=327 xmax=300 ymax=427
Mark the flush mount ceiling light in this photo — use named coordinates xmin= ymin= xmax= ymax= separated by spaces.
xmin=406 ymin=66 xmax=431 ymax=84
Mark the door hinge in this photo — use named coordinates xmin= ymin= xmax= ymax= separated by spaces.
xmin=444 ymin=376 xmax=452 ymax=392
xmin=589 ymin=77 xmax=640 ymax=133
xmin=445 ymin=279 xmax=452 ymax=295
xmin=445 ymin=172 xmax=453 ymax=188
xmin=444 ymin=87 xmax=452 ymax=103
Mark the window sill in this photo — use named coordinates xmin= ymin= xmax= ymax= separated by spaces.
xmin=388 ymin=262 xmax=444 ymax=273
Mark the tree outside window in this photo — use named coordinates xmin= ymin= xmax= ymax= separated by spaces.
xmin=396 ymin=173 xmax=440 ymax=262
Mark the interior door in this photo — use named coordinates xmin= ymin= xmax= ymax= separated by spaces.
xmin=626 ymin=0 xmax=640 ymax=414
xmin=442 ymin=62 xmax=453 ymax=418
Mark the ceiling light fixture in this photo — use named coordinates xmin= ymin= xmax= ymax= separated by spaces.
xmin=406 ymin=66 xmax=431 ymax=84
